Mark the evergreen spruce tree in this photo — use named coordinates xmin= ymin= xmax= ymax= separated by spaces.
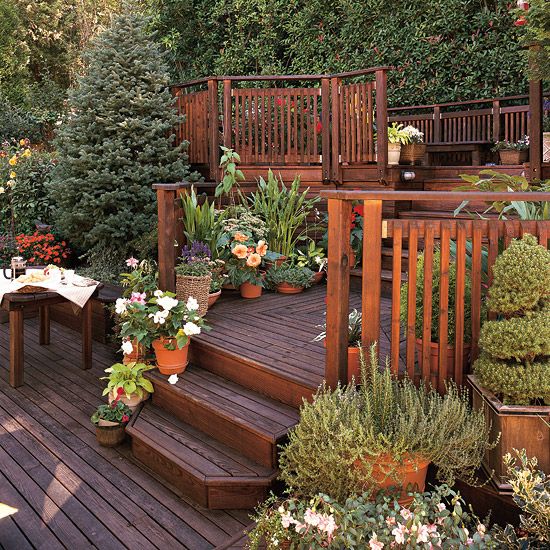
xmin=51 ymin=8 xmax=193 ymax=276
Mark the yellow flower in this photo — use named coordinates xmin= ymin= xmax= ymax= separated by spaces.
xmin=0 ymin=187 xmax=5 ymax=194
xmin=9 ymin=171 xmax=16 ymax=179
xmin=22 ymin=149 xmax=31 ymax=158
xmin=8 ymin=156 xmax=17 ymax=166
xmin=19 ymin=139 xmax=25 ymax=146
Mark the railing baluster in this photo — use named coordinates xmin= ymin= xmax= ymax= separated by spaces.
xmin=406 ymin=223 xmax=419 ymax=382
xmin=391 ymin=223 xmax=402 ymax=376
xmin=454 ymin=222 xmax=466 ymax=385
xmin=421 ymin=223 xmax=434 ymax=383
xmin=437 ymin=222 xmax=450 ymax=393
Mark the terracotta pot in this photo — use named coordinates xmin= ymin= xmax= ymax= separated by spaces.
xmin=222 ymin=281 xmax=237 ymax=290
xmin=311 ymin=271 xmax=325 ymax=284
xmin=388 ymin=143 xmax=402 ymax=165
xmin=240 ymin=281 xmax=262 ymax=299
xmin=208 ymin=290 xmax=221 ymax=307
xmin=122 ymin=338 xmax=146 ymax=365
xmin=108 ymin=390 xmax=149 ymax=412
xmin=498 ymin=149 xmax=528 ymax=165
xmin=276 ymin=282 xmax=304 ymax=294
xmin=95 ymin=423 xmax=126 ymax=447
xmin=415 ymin=339 xmax=471 ymax=382
xmin=98 ymin=418 xmax=119 ymax=427
xmin=400 ymin=143 xmax=426 ymax=165
xmin=152 ymin=338 xmax=190 ymax=375
xmin=355 ymin=453 xmax=431 ymax=505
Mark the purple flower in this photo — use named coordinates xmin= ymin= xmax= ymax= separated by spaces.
xmin=181 ymin=241 xmax=211 ymax=264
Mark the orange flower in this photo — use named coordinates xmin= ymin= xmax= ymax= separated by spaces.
xmin=256 ymin=240 xmax=268 ymax=256
xmin=232 ymin=244 xmax=248 ymax=259
xmin=233 ymin=232 xmax=248 ymax=243
xmin=246 ymin=253 xmax=262 ymax=268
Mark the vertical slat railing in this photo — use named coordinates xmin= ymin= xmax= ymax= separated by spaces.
xmin=390 ymin=224 xmax=402 ymax=375
xmin=437 ymin=223 xmax=450 ymax=393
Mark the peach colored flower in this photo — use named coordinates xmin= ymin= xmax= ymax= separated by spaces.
xmin=246 ymin=253 xmax=262 ymax=268
xmin=256 ymin=240 xmax=268 ymax=256
xmin=232 ymin=244 xmax=248 ymax=259
xmin=233 ymin=232 xmax=248 ymax=243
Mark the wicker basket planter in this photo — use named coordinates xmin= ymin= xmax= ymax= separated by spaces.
xmin=176 ymin=273 xmax=212 ymax=317
xmin=498 ymin=149 xmax=528 ymax=165
xmin=543 ymin=132 xmax=550 ymax=163
xmin=400 ymin=143 xmax=426 ymax=165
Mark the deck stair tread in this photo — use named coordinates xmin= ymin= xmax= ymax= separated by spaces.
xmin=147 ymin=366 xmax=300 ymax=443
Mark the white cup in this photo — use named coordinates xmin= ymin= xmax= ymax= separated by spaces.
xmin=49 ymin=269 xmax=62 ymax=284
xmin=64 ymin=270 xmax=75 ymax=286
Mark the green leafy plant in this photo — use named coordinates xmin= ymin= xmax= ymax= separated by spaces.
xmin=474 ymin=235 xmax=550 ymax=405
xmin=387 ymin=122 xmax=411 ymax=145
xmin=400 ymin=249 xmax=473 ymax=343
xmin=101 ymin=362 xmax=154 ymax=400
xmin=279 ymin=346 xmax=494 ymax=502
xmin=216 ymin=146 xmax=245 ymax=198
xmin=91 ymin=400 xmax=132 ymax=425
xmin=225 ymin=236 xmax=268 ymax=287
xmin=265 ymin=264 xmax=314 ymax=289
xmin=491 ymin=135 xmax=529 ymax=152
xmin=247 ymin=170 xmax=320 ymax=257
xmin=313 ymin=309 xmax=362 ymax=346
xmin=292 ymin=239 xmax=327 ymax=272
xmin=249 ymin=485 xmax=497 ymax=549
xmin=119 ymin=258 xmax=158 ymax=299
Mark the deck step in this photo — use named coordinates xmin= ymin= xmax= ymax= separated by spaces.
xmin=147 ymin=366 xmax=300 ymax=468
xmin=127 ymin=404 xmax=277 ymax=509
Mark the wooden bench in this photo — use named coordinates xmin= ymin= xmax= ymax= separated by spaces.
xmin=425 ymin=142 xmax=489 ymax=166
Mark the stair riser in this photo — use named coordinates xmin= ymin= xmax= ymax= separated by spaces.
xmin=190 ymin=341 xmax=315 ymax=408
xmin=131 ymin=435 xmax=269 ymax=509
xmin=151 ymin=381 xmax=278 ymax=469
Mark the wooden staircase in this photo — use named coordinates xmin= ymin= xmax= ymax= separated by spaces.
xmin=126 ymin=363 xmax=300 ymax=509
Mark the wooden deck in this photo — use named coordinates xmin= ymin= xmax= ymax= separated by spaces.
xmin=0 ymin=318 xmax=252 ymax=549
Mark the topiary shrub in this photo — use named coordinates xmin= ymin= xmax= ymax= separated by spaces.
xmin=51 ymin=10 xmax=197 ymax=274
xmin=474 ymin=234 xmax=550 ymax=405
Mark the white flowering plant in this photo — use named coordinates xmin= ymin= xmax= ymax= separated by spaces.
xmin=118 ymin=290 xmax=210 ymax=351
xmin=248 ymin=485 xmax=498 ymax=549
xmin=402 ymin=125 xmax=425 ymax=144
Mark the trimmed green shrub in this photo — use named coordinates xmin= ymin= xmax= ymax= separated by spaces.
xmin=265 ymin=264 xmax=314 ymax=289
xmin=51 ymin=10 xmax=196 ymax=274
xmin=400 ymin=249 xmax=472 ymax=343
xmin=474 ymin=235 xmax=550 ymax=405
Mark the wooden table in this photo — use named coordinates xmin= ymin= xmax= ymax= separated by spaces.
xmin=1 ymin=287 xmax=102 ymax=387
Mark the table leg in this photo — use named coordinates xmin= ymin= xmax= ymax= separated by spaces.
xmin=9 ymin=309 xmax=24 ymax=387
xmin=39 ymin=305 xmax=50 ymax=345
xmin=81 ymin=300 xmax=92 ymax=370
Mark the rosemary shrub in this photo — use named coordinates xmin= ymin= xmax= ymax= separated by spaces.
xmin=279 ymin=346 xmax=495 ymax=503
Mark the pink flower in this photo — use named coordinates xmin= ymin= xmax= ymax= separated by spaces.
xmin=369 ymin=533 xmax=384 ymax=550
xmin=400 ymin=508 xmax=412 ymax=521
xmin=427 ymin=524 xmax=438 ymax=534
xmin=386 ymin=516 xmax=397 ymax=527
xmin=303 ymin=508 xmax=320 ymax=527
xmin=436 ymin=503 xmax=446 ymax=512
xmin=126 ymin=257 xmax=139 ymax=268
xmin=130 ymin=292 xmax=146 ymax=305
xmin=416 ymin=524 xmax=430 ymax=544
xmin=122 ymin=414 xmax=129 ymax=422
xmin=318 ymin=514 xmax=337 ymax=537
xmin=392 ymin=523 xmax=408 ymax=545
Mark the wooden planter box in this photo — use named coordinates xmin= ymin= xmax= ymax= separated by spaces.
xmin=468 ymin=374 xmax=550 ymax=493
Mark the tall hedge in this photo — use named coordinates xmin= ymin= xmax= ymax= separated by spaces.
xmin=150 ymin=0 xmax=528 ymax=106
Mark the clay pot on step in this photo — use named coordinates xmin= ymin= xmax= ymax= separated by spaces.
xmin=108 ymin=390 xmax=149 ymax=412
xmin=311 ymin=271 xmax=326 ymax=284
xmin=276 ymin=282 xmax=304 ymax=294
xmin=152 ymin=338 xmax=190 ymax=375
xmin=208 ymin=290 xmax=222 ymax=307
xmin=240 ymin=281 xmax=262 ymax=299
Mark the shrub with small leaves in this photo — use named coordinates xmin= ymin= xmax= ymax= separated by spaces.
xmin=474 ymin=235 xmax=550 ymax=405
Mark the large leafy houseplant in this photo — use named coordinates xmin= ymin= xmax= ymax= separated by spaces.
xmin=247 ymin=170 xmax=320 ymax=257
xmin=101 ymin=361 xmax=154 ymax=403
xmin=279 ymin=346 xmax=494 ymax=503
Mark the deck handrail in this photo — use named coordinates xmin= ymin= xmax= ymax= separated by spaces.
xmin=320 ymin=189 xmax=550 ymax=389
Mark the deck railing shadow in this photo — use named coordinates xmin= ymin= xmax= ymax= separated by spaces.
xmin=320 ymin=189 xmax=550 ymax=392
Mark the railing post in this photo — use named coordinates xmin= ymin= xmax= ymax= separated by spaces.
xmin=321 ymin=77 xmax=331 ymax=183
xmin=325 ymin=198 xmax=352 ymax=387
xmin=208 ymin=79 xmax=219 ymax=181
xmin=155 ymin=185 xmax=177 ymax=292
xmin=492 ymin=99 xmax=501 ymax=142
xmin=223 ymin=79 xmax=232 ymax=148
xmin=375 ymin=69 xmax=388 ymax=181
xmin=362 ymin=199 xmax=382 ymax=350
xmin=330 ymin=77 xmax=341 ymax=183
xmin=433 ymin=105 xmax=441 ymax=143
xmin=529 ymin=78 xmax=543 ymax=181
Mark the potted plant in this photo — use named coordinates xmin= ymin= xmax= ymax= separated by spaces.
xmin=208 ymin=260 xmax=226 ymax=307
xmin=175 ymin=241 xmax=213 ymax=317
xmin=279 ymin=346 xmax=494 ymax=505
xmin=226 ymin=235 xmax=268 ymax=299
xmin=249 ymin=485 xmax=497 ymax=550
xmin=469 ymin=235 xmax=550 ymax=491
xmin=313 ymin=309 xmax=363 ymax=383
xmin=492 ymin=135 xmax=529 ymax=165
xmin=400 ymin=125 xmax=426 ymax=165
xmin=292 ymin=240 xmax=327 ymax=284
xmin=91 ymin=400 xmax=132 ymax=447
xmin=101 ymin=361 xmax=154 ymax=411
xmin=119 ymin=290 xmax=210 ymax=376
xmin=400 ymin=249 xmax=473 ymax=379
xmin=266 ymin=264 xmax=315 ymax=294
xmin=387 ymin=122 xmax=411 ymax=165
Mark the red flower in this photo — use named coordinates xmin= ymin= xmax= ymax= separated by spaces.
xmin=117 ymin=387 xmax=125 ymax=396
xmin=514 ymin=16 xmax=527 ymax=26
xmin=353 ymin=204 xmax=364 ymax=218
xmin=122 ymin=415 xmax=129 ymax=423
xmin=316 ymin=121 xmax=322 ymax=134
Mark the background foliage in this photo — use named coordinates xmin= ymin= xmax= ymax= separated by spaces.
xmin=149 ymin=0 xmax=531 ymax=106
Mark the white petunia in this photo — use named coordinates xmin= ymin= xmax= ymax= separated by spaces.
xmin=157 ymin=296 xmax=179 ymax=311
xmin=186 ymin=296 xmax=199 ymax=311
xmin=183 ymin=322 xmax=201 ymax=336
xmin=154 ymin=289 xmax=164 ymax=297
xmin=149 ymin=312 xmax=167 ymax=324
xmin=115 ymin=298 xmax=129 ymax=314
xmin=168 ymin=374 xmax=179 ymax=385
xmin=0 ymin=187 xmax=5 ymax=194
xmin=121 ymin=340 xmax=134 ymax=355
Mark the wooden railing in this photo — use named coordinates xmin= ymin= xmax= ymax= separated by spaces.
xmin=321 ymin=190 xmax=550 ymax=390
xmin=171 ymin=68 xmax=389 ymax=182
